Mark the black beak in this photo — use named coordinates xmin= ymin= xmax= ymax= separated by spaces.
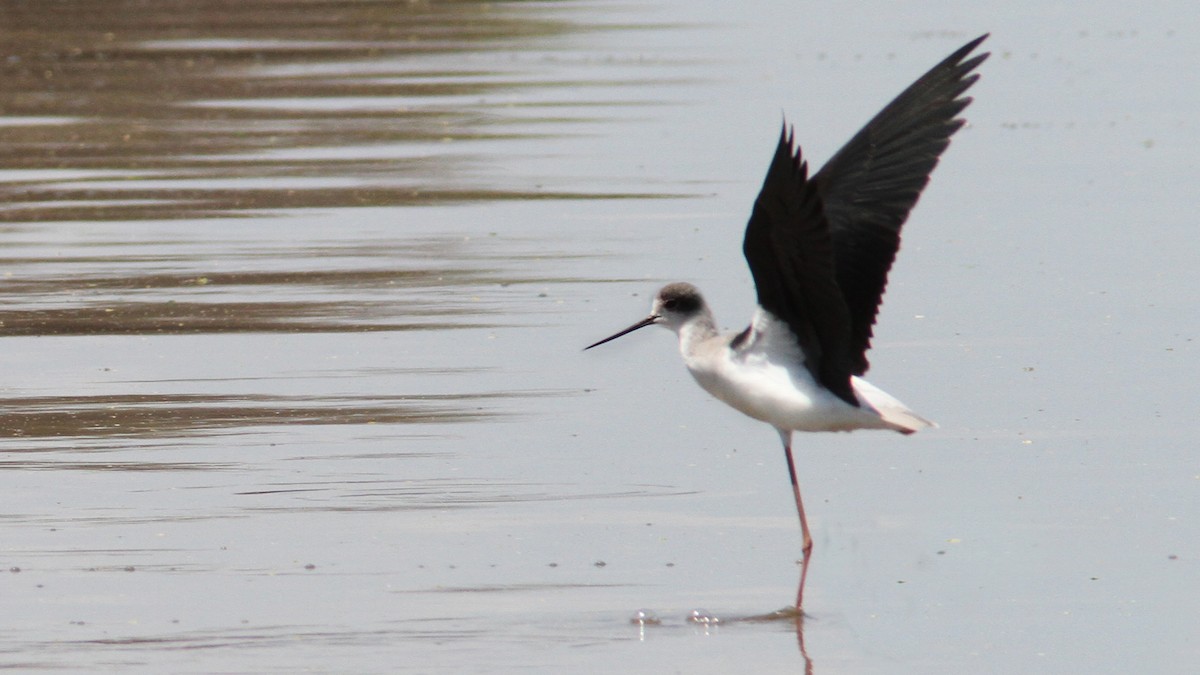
xmin=584 ymin=315 xmax=659 ymax=350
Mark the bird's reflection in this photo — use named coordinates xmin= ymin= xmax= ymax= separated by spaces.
xmin=629 ymin=565 xmax=816 ymax=671
xmin=794 ymin=612 xmax=814 ymax=675
xmin=733 ymin=605 xmax=814 ymax=673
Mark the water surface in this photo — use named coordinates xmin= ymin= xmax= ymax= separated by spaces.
xmin=1 ymin=1 xmax=1197 ymax=672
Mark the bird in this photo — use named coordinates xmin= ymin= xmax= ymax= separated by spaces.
xmin=585 ymin=35 xmax=988 ymax=611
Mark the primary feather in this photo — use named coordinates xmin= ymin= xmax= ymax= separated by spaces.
xmin=743 ymin=34 xmax=989 ymax=406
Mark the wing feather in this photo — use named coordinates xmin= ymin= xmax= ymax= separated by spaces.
xmin=814 ymin=35 xmax=989 ymax=375
xmin=741 ymin=35 xmax=989 ymax=405
xmin=743 ymin=127 xmax=858 ymax=405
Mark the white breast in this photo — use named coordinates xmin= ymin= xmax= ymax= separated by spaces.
xmin=678 ymin=308 xmax=915 ymax=433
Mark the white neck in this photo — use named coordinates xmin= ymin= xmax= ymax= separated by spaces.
xmin=675 ymin=311 xmax=719 ymax=358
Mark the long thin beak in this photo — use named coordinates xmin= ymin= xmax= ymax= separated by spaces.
xmin=584 ymin=315 xmax=659 ymax=350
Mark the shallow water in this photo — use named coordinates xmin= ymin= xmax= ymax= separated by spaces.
xmin=1 ymin=1 xmax=1197 ymax=672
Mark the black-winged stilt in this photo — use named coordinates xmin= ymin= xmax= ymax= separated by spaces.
xmin=586 ymin=35 xmax=989 ymax=610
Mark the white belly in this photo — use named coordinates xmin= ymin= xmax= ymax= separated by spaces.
xmin=686 ymin=350 xmax=893 ymax=432
xmin=675 ymin=310 xmax=932 ymax=435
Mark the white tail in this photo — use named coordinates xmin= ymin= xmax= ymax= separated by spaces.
xmin=851 ymin=376 xmax=936 ymax=434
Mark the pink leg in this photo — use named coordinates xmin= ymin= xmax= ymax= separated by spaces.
xmin=780 ymin=431 xmax=812 ymax=611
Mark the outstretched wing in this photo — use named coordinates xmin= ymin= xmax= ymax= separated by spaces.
xmin=743 ymin=126 xmax=859 ymax=405
xmin=742 ymin=35 xmax=989 ymax=406
xmin=813 ymin=34 xmax=989 ymax=376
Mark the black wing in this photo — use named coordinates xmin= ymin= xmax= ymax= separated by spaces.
xmin=814 ymin=34 xmax=989 ymax=376
xmin=743 ymin=128 xmax=858 ymax=405
xmin=742 ymin=35 xmax=989 ymax=406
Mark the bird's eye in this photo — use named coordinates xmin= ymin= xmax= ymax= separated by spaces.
xmin=663 ymin=299 xmax=677 ymax=310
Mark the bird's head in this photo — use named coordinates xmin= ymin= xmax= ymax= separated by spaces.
xmin=585 ymin=282 xmax=708 ymax=349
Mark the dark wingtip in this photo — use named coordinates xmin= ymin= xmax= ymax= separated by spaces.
xmin=957 ymin=33 xmax=991 ymax=68
xmin=956 ymin=33 xmax=990 ymax=57
xmin=778 ymin=119 xmax=794 ymax=151
xmin=934 ymin=34 xmax=990 ymax=83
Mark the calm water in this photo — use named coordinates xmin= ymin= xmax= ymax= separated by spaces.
xmin=1 ymin=1 xmax=1197 ymax=672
